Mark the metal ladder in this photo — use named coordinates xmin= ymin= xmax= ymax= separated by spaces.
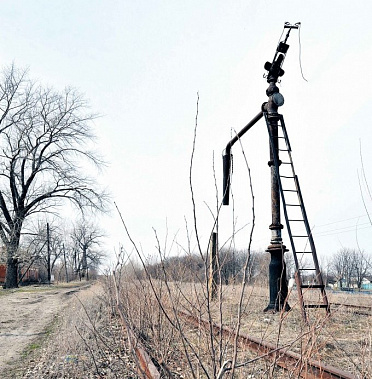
xmin=264 ymin=112 xmax=330 ymax=322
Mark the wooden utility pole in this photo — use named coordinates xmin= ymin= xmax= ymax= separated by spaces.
xmin=63 ymin=243 xmax=69 ymax=283
xmin=208 ymin=232 xmax=218 ymax=301
xmin=47 ymin=223 xmax=51 ymax=283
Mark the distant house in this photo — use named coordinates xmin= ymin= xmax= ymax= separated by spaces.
xmin=361 ymin=277 xmax=372 ymax=290
xmin=329 ymin=276 xmax=372 ymax=291
xmin=0 ymin=263 xmax=39 ymax=285
xmin=0 ymin=264 xmax=5 ymax=283
xmin=327 ymin=279 xmax=337 ymax=289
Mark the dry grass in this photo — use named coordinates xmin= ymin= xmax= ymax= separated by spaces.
xmin=116 ymin=277 xmax=372 ymax=378
xmin=8 ymin=278 xmax=371 ymax=378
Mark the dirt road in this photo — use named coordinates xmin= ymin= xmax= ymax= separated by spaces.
xmin=0 ymin=282 xmax=91 ymax=373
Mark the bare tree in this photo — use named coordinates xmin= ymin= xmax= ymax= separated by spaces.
xmin=330 ymin=248 xmax=359 ymax=289
xmin=218 ymin=248 xmax=261 ymax=285
xmin=71 ymin=219 xmax=105 ymax=280
xmin=25 ymin=221 xmax=66 ymax=282
xmin=351 ymin=249 xmax=371 ymax=290
xmin=0 ymin=68 xmax=108 ymax=288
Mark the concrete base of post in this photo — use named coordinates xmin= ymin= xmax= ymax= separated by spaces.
xmin=263 ymin=244 xmax=291 ymax=313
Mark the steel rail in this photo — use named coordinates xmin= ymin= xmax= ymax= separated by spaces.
xmin=115 ymin=303 xmax=161 ymax=379
xmin=178 ymin=310 xmax=356 ymax=379
xmin=331 ymin=302 xmax=371 ymax=310
xmin=252 ymin=293 xmax=372 ymax=316
xmin=111 ymin=278 xmax=362 ymax=378
xmin=331 ymin=302 xmax=372 ymax=316
xmin=112 ymin=274 xmax=161 ymax=379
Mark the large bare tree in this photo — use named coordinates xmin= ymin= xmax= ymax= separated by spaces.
xmin=71 ymin=219 xmax=105 ymax=281
xmin=351 ymin=249 xmax=371 ymax=290
xmin=329 ymin=248 xmax=371 ymax=289
xmin=330 ymin=248 xmax=354 ymax=288
xmin=0 ymin=66 xmax=107 ymax=288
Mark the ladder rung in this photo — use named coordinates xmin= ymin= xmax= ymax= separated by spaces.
xmin=286 ymin=204 xmax=301 ymax=207
xmin=296 ymin=252 xmax=313 ymax=254
xmin=301 ymin=284 xmax=324 ymax=289
xmin=292 ymin=235 xmax=309 ymax=238
xmin=283 ymin=189 xmax=297 ymax=192
xmin=298 ymin=268 xmax=316 ymax=271
xmin=304 ymin=304 xmax=329 ymax=309
xmin=288 ymin=219 xmax=304 ymax=221
xmin=279 ymin=149 xmax=289 ymax=152
xmin=280 ymin=175 xmax=294 ymax=179
xmin=281 ymin=162 xmax=292 ymax=165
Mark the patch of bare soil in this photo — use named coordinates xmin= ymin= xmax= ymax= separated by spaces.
xmin=0 ymin=282 xmax=88 ymax=371
xmin=1 ymin=281 xmax=136 ymax=378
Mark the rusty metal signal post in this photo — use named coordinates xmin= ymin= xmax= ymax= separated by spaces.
xmin=222 ymin=23 xmax=330 ymax=322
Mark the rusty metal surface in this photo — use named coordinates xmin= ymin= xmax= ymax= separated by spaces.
xmin=332 ymin=302 xmax=371 ymax=310
xmin=115 ymin=303 xmax=161 ymax=379
xmin=113 ymin=274 xmax=161 ymax=379
xmin=178 ymin=310 xmax=356 ymax=379
xmin=331 ymin=302 xmax=372 ymax=316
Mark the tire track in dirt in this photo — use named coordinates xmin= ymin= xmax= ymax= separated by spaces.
xmin=0 ymin=283 xmax=91 ymax=373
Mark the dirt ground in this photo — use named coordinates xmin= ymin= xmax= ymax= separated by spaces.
xmin=0 ymin=282 xmax=93 ymax=374
xmin=1 ymin=280 xmax=136 ymax=379
xmin=1 ymin=279 xmax=371 ymax=378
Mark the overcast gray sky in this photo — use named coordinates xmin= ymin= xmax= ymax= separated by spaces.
xmin=1 ymin=1 xmax=372 ymax=264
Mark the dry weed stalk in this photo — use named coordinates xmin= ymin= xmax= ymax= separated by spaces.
xmin=110 ymin=94 xmax=371 ymax=379
xmin=111 ymin=94 xmax=273 ymax=377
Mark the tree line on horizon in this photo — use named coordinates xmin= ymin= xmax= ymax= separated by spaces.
xmin=138 ymin=247 xmax=372 ymax=290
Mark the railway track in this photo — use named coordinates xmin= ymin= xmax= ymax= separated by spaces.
xmin=331 ymin=302 xmax=372 ymax=316
xmin=112 ymin=274 xmax=162 ymax=379
xmin=112 ymin=276 xmax=362 ymax=378
xmin=113 ymin=303 xmax=357 ymax=378
xmin=252 ymin=293 xmax=372 ymax=316
xmin=115 ymin=303 xmax=162 ymax=379
xmin=178 ymin=311 xmax=356 ymax=379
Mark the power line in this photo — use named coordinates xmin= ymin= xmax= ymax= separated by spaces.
xmin=312 ymin=214 xmax=368 ymax=228
xmin=314 ymin=223 xmax=372 ymax=238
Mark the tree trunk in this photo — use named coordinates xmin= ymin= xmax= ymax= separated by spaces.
xmin=5 ymin=257 xmax=18 ymax=288
xmin=4 ymin=219 xmax=23 ymax=288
